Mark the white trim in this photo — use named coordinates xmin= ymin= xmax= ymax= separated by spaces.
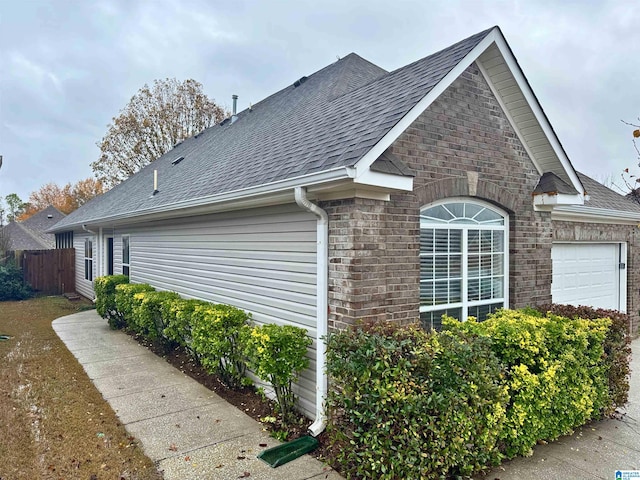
xmin=551 ymin=205 xmax=640 ymax=225
xmin=533 ymin=193 xmax=584 ymax=209
xmin=121 ymin=234 xmax=130 ymax=277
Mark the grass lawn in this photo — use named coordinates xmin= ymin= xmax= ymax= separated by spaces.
xmin=0 ymin=296 xmax=163 ymax=480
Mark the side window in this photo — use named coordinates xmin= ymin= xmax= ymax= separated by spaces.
xmin=122 ymin=235 xmax=130 ymax=277
xmin=84 ymin=238 xmax=93 ymax=281
xmin=420 ymin=200 xmax=508 ymax=329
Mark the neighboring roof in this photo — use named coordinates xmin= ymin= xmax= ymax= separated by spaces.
xmin=52 ymin=26 xmax=583 ymax=232
xmin=578 ymin=172 xmax=640 ymax=214
xmin=533 ymin=172 xmax=578 ymax=195
xmin=1 ymin=206 xmax=66 ymax=250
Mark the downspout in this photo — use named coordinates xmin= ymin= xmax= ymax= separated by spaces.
xmin=294 ymin=186 xmax=328 ymax=437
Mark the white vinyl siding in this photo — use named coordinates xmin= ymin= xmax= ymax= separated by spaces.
xmin=74 ymin=232 xmax=95 ymax=299
xmin=114 ymin=204 xmax=318 ymax=416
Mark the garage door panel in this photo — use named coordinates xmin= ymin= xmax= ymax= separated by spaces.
xmin=552 ymin=243 xmax=620 ymax=311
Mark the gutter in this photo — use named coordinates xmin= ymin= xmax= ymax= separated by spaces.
xmin=294 ymin=186 xmax=328 ymax=437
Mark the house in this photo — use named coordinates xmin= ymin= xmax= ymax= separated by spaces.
xmin=1 ymin=205 xmax=66 ymax=251
xmin=50 ymin=26 xmax=640 ymax=430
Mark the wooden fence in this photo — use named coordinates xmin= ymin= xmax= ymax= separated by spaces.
xmin=17 ymin=249 xmax=75 ymax=295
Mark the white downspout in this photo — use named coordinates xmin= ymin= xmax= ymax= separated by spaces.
xmin=294 ymin=186 xmax=328 ymax=437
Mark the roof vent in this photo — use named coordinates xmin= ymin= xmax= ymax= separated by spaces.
xmin=171 ymin=156 xmax=184 ymax=165
xmin=47 ymin=214 xmax=53 ymax=219
xmin=231 ymin=94 xmax=238 ymax=123
xmin=293 ymin=76 xmax=308 ymax=88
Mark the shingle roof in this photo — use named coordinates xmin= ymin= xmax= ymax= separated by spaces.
xmin=578 ymin=172 xmax=640 ymax=213
xmin=533 ymin=172 xmax=578 ymax=195
xmin=53 ymin=27 xmax=495 ymax=231
xmin=1 ymin=206 xmax=66 ymax=250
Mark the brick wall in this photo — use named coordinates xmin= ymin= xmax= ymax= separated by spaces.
xmin=553 ymin=220 xmax=640 ymax=336
xmin=324 ymin=62 xmax=553 ymax=328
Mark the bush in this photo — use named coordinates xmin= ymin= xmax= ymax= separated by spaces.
xmin=244 ymin=324 xmax=312 ymax=422
xmin=0 ymin=262 xmax=32 ymax=301
xmin=114 ymin=283 xmax=155 ymax=330
xmin=448 ymin=310 xmax=611 ymax=458
xmin=161 ymin=297 xmax=210 ymax=354
xmin=94 ymin=275 xmax=129 ymax=329
xmin=535 ymin=304 xmax=631 ymax=412
xmin=325 ymin=322 xmax=507 ymax=478
xmin=191 ymin=303 xmax=252 ymax=388
xmin=132 ymin=290 xmax=181 ymax=340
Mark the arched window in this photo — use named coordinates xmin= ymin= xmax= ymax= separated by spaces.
xmin=420 ymin=199 xmax=508 ymax=329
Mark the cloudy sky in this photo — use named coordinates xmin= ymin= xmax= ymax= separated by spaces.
xmin=1 ymin=0 xmax=639 ymax=203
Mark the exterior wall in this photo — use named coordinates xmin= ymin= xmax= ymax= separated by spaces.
xmin=325 ymin=62 xmax=553 ymax=327
xmin=113 ymin=204 xmax=319 ymax=417
xmin=553 ymin=220 xmax=640 ymax=336
xmin=74 ymin=232 xmax=95 ymax=300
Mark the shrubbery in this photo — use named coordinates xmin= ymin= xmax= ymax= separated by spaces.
xmin=94 ymin=275 xmax=129 ymax=328
xmin=326 ymin=322 xmax=507 ymax=479
xmin=447 ymin=310 xmax=611 ymax=458
xmin=0 ymin=262 xmax=32 ymax=301
xmin=326 ymin=307 xmax=625 ymax=478
xmin=94 ymin=275 xmax=311 ymax=418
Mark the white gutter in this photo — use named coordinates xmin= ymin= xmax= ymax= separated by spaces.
xmin=294 ymin=186 xmax=328 ymax=437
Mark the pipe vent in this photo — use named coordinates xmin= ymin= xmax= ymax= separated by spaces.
xmin=231 ymin=94 xmax=238 ymax=123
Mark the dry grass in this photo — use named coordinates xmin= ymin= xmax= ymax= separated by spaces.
xmin=0 ymin=296 xmax=163 ymax=480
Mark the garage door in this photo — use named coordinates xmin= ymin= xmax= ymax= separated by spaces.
xmin=551 ymin=243 xmax=624 ymax=311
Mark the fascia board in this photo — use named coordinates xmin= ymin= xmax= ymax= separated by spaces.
xmin=551 ymin=205 xmax=640 ymax=225
xmin=533 ymin=193 xmax=584 ymax=209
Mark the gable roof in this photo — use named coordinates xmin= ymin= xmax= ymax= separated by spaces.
xmin=2 ymin=206 xmax=66 ymax=250
xmin=53 ymin=26 xmax=584 ymax=232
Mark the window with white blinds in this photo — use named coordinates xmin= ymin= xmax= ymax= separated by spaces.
xmin=420 ymin=200 xmax=508 ymax=330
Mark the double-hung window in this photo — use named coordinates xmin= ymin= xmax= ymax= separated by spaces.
xmin=122 ymin=235 xmax=130 ymax=277
xmin=420 ymin=200 xmax=508 ymax=330
xmin=84 ymin=238 xmax=93 ymax=281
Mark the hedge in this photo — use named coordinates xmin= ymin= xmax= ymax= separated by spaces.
xmin=95 ymin=276 xmax=310 ymax=417
xmin=0 ymin=262 xmax=32 ymax=301
xmin=326 ymin=322 xmax=507 ymax=479
xmin=94 ymin=275 xmax=129 ymax=328
xmin=445 ymin=310 xmax=611 ymax=458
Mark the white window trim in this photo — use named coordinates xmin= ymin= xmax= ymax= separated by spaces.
xmin=84 ymin=238 xmax=93 ymax=281
xmin=420 ymin=198 xmax=509 ymax=321
xmin=122 ymin=235 xmax=130 ymax=277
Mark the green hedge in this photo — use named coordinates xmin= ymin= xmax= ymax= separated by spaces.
xmin=95 ymin=276 xmax=311 ymax=418
xmin=445 ymin=310 xmax=611 ymax=458
xmin=0 ymin=262 xmax=32 ymax=301
xmin=191 ymin=303 xmax=252 ymax=388
xmin=326 ymin=322 xmax=507 ymax=479
xmin=534 ymin=304 xmax=631 ymax=411
xmin=114 ymin=283 xmax=156 ymax=332
xmin=94 ymin=275 xmax=129 ymax=329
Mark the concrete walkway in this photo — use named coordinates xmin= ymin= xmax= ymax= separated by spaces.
xmin=53 ymin=310 xmax=342 ymax=480
xmin=478 ymin=338 xmax=640 ymax=479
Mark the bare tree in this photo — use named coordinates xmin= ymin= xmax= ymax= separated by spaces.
xmin=620 ymin=119 xmax=640 ymax=203
xmin=92 ymin=78 xmax=227 ymax=188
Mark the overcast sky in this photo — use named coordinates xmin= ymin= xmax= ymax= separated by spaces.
xmin=1 ymin=0 xmax=639 ymax=203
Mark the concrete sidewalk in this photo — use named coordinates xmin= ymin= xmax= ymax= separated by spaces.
xmin=53 ymin=310 xmax=342 ymax=480
xmin=478 ymin=338 xmax=640 ymax=480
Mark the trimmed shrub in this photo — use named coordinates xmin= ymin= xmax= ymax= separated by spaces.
xmin=94 ymin=275 xmax=129 ymax=329
xmin=535 ymin=304 xmax=631 ymax=411
xmin=0 ymin=262 xmax=32 ymax=301
xmin=244 ymin=324 xmax=312 ymax=422
xmin=114 ymin=283 xmax=155 ymax=330
xmin=161 ymin=297 xmax=210 ymax=354
xmin=325 ymin=322 xmax=507 ymax=479
xmin=448 ymin=310 xmax=611 ymax=458
xmin=132 ymin=290 xmax=181 ymax=340
xmin=191 ymin=303 xmax=251 ymax=388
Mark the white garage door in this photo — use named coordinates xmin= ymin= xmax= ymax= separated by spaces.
xmin=551 ymin=243 xmax=625 ymax=311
